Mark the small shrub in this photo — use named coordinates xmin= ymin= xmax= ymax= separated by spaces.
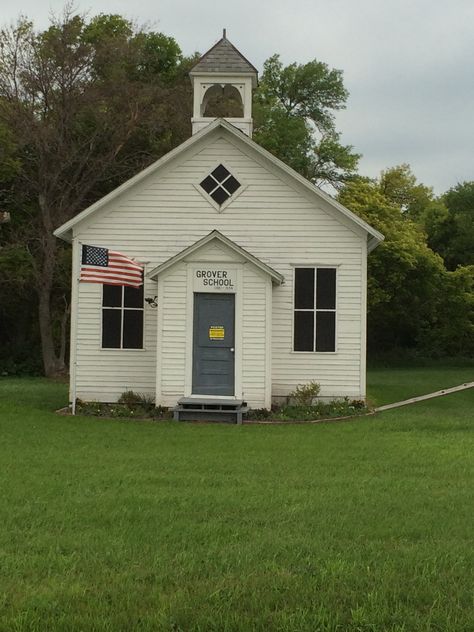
xmin=350 ymin=399 xmax=366 ymax=410
xmin=153 ymin=405 xmax=170 ymax=419
xmin=287 ymin=402 xmax=365 ymax=420
xmin=76 ymin=394 xmax=171 ymax=420
xmin=247 ymin=408 xmax=272 ymax=420
xmin=137 ymin=394 xmax=156 ymax=414
xmin=118 ymin=390 xmax=143 ymax=409
xmin=248 ymin=397 xmax=368 ymax=422
xmin=288 ymin=381 xmax=321 ymax=406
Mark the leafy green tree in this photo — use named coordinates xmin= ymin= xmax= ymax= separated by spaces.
xmin=339 ymin=176 xmax=474 ymax=357
xmin=253 ymin=55 xmax=360 ymax=188
xmin=82 ymin=14 xmax=183 ymax=83
xmin=425 ymin=181 xmax=474 ymax=270
xmin=377 ymin=164 xmax=473 ymax=273
xmin=417 ymin=265 xmax=474 ymax=357
xmin=0 ymin=10 xmax=191 ymax=375
xmin=379 ymin=164 xmax=434 ymax=219
xmin=339 ymin=178 xmax=445 ymax=352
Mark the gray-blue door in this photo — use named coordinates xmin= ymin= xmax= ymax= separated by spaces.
xmin=192 ymin=293 xmax=235 ymax=396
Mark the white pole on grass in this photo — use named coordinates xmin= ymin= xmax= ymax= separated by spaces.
xmin=71 ymin=240 xmax=82 ymax=415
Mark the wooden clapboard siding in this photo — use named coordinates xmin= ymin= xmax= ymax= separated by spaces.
xmin=241 ymin=265 xmax=268 ymax=408
xmin=159 ymin=266 xmax=187 ymax=405
xmin=74 ymin=275 xmax=157 ymax=402
xmin=72 ymin=130 xmax=367 ymax=404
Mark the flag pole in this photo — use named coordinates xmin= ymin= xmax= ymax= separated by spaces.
xmin=71 ymin=240 xmax=82 ymax=415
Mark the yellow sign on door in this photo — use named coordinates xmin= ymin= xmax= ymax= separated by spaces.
xmin=209 ymin=326 xmax=225 ymax=340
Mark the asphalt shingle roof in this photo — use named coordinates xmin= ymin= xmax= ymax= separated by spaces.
xmin=190 ymin=35 xmax=258 ymax=76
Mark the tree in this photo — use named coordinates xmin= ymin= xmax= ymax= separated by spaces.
xmin=339 ymin=176 xmax=474 ymax=357
xmin=253 ymin=55 xmax=360 ymax=189
xmin=378 ymin=166 xmax=474 ymax=272
xmin=0 ymin=122 xmax=20 ymax=183
xmin=378 ymin=163 xmax=434 ymax=219
xmin=0 ymin=10 xmax=192 ymax=376
xmin=424 ymin=181 xmax=474 ymax=270
xmin=417 ymin=264 xmax=474 ymax=357
xmin=339 ymin=177 xmax=445 ymax=352
xmin=0 ymin=243 xmax=40 ymax=373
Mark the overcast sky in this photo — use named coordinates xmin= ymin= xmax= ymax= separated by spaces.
xmin=3 ymin=0 xmax=473 ymax=194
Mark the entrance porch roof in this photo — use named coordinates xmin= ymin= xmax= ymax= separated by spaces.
xmin=147 ymin=230 xmax=284 ymax=285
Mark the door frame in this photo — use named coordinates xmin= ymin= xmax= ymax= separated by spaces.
xmin=185 ymin=263 xmax=243 ymax=399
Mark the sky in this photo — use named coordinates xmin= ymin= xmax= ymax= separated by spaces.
xmin=2 ymin=0 xmax=473 ymax=194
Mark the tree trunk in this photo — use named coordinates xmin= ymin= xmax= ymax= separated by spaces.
xmin=36 ymin=228 xmax=66 ymax=377
xmin=38 ymin=283 xmax=63 ymax=376
xmin=58 ymin=296 xmax=70 ymax=369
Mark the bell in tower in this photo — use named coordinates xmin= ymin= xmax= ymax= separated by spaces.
xmin=189 ymin=30 xmax=258 ymax=137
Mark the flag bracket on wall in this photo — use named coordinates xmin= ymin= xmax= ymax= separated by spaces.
xmin=145 ymin=295 xmax=158 ymax=308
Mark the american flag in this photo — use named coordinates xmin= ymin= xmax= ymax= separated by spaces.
xmin=80 ymin=245 xmax=143 ymax=288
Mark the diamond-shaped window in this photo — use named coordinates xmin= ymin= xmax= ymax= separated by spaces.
xmin=200 ymin=164 xmax=241 ymax=206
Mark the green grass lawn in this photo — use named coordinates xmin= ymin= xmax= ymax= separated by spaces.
xmin=0 ymin=368 xmax=473 ymax=631
xmin=367 ymin=364 xmax=474 ymax=406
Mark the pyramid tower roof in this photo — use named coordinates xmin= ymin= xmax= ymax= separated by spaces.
xmin=190 ymin=31 xmax=258 ymax=83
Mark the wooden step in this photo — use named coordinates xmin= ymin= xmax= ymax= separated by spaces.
xmin=173 ymin=397 xmax=248 ymax=424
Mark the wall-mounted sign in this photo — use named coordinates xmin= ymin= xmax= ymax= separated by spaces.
xmin=193 ymin=267 xmax=237 ymax=293
xmin=196 ymin=269 xmax=234 ymax=288
xmin=209 ymin=326 xmax=225 ymax=340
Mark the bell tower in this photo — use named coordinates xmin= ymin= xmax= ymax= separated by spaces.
xmin=189 ymin=30 xmax=258 ymax=137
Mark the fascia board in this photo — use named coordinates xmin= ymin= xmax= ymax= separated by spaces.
xmin=54 ymin=117 xmax=383 ymax=249
xmin=368 ymin=234 xmax=384 ymax=252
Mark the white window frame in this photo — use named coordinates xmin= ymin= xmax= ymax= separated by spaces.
xmin=292 ymin=266 xmax=338 ymax=353
xmin=194 ymin=161 xmax=247 ymax=213
xmin=101 ymin=285 xmax=145 ymax=350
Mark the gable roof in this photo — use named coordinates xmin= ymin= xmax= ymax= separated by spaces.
xmin=53 ymin=118 xmax=384 ymax=251
xmin=189 ymin=33 xmax=258 ymax=79
xmin=148 ymin=230 xmax=284 ymax=284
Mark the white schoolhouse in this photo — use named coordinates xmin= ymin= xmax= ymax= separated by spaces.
xmin=54 ymin=33 xmax=383 ymax=419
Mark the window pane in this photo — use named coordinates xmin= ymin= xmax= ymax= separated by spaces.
xmin=316 ymin=312 xmax=335 ymax=352
xmin=316 ymin=268 xmax=336 ymax=309
xmin=294 ymin=311 xmax=314 ymax=351
xmin=210 ymin=186 xmax=230 ymax=205
xmin=103 ymin=284 xmax=122 ymax=307
xmin=124 ymin=284 xmax=143 ymax=308
xmin=294 ymin=268 xmax=315 ymax=309
xmin=223 ymin=175 xmax=240 ymax=194
xmin=123 ymin=310 xmax=143 ymax=349
xmin=211 ymin=164 xmax=230 ymax=182
xmin=200 ymin=175 xmax=216 ymax=194
xmin=102 ymin=310 xmax=121 ymax=348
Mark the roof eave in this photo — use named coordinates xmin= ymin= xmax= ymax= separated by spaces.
xmin=189 ymin=69 xmax=258 ymax=88
xmin=54 ymin=118 xmax=384 ymax=247
xmin=368 ymin=233 xmax=384 ymax=253
xmin=54 ymin=226 xmax=72 ymax=243
xmin=215 ymin=119 xmax=385 ymax=244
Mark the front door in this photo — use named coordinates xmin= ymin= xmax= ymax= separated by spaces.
xmin=192 ymin=293 xmax=235 ymax=396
